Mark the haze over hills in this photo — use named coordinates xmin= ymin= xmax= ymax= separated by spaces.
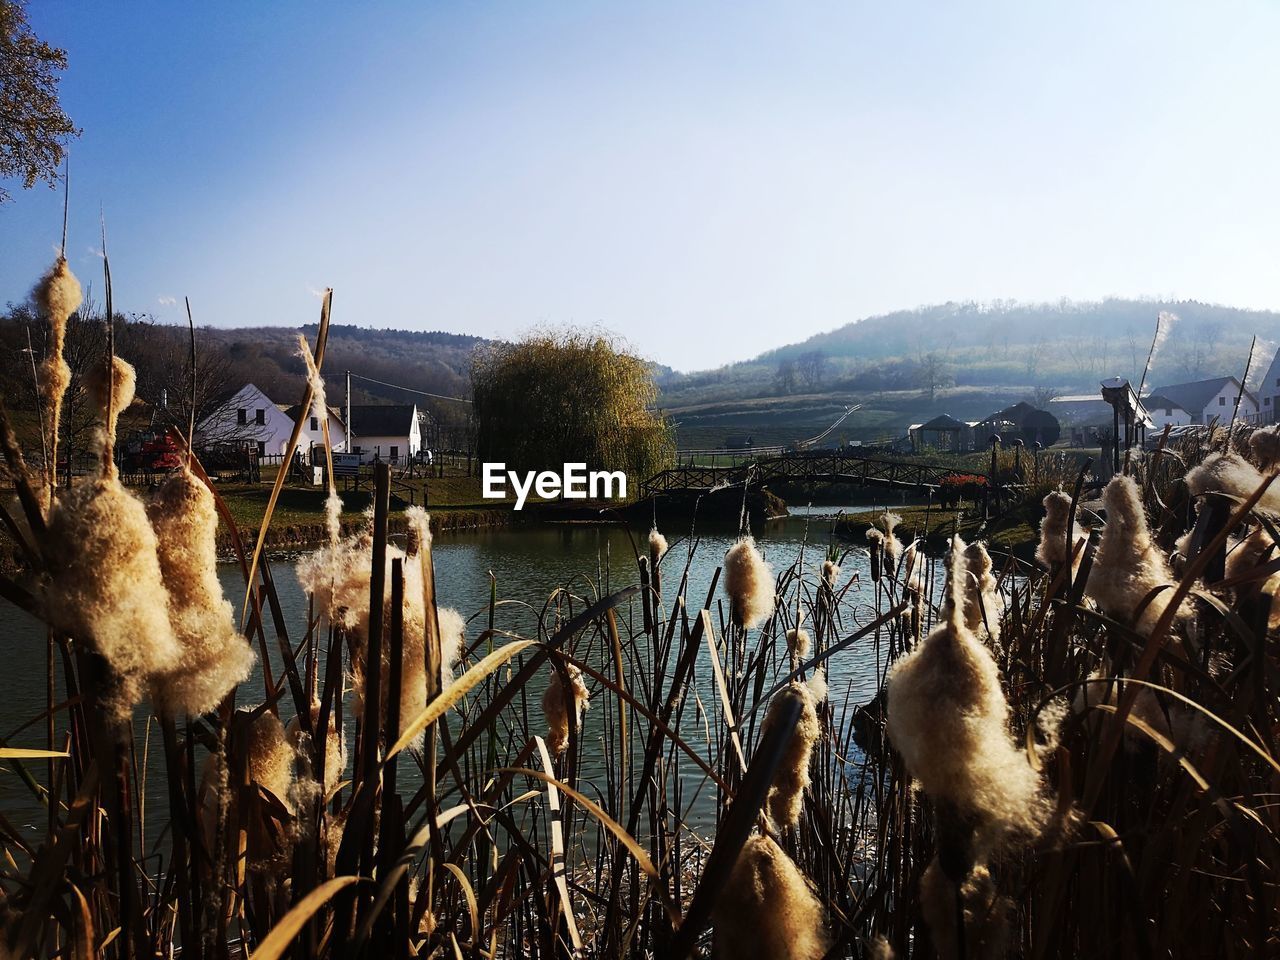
xmin=6 ymin=297 xmax=1278 ymax=452
xmin=656 ymin=298 xmax=1280 ymax=448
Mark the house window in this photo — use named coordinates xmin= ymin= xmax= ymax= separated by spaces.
xmin=255 ymin=408 xmax=266 ymax=424
xmin=1165 ymin=407 xmax=1172 ymax=416
xmin=390 ymin=446 xmax=399 ymax=461
xmin=1267 ymin=397 xmax=1273 ymax=406
xmin=256 ymin=441 xmax=266 ymax=457
xmin=237 ymin=409 xmax=247 ymax=425
xmin=1219 ymin=397 xmax=1226 ymax=406
xmin=310 ymin=416 xmax=318 ymax=431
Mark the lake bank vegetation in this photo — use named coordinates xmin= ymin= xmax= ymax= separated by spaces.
xmin=0 ymin=258 xmax=1277 ymax=958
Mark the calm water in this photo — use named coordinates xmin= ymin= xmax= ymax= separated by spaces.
xmin=0 ymin=513 xmax=899 ymax=843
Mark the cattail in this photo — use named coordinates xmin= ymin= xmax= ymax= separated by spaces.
xmin=881 ymin=511 xmax=904 ymax=573
xmin=886 ymin=536 xmax=1047 ymax=851
xmin=1248 ymin=425 xmax=1280 ymax=470
xmin=246 ymin=709 xmax=297 ymax=815
xmin=919 ymin=859 xmax=1010 ymax=960
xmin=45 ymin=357 xmax=179 ymax=716
xmin=286 ymin=702 xmax=346 ymax=797
xmin=785 ymin=627 xmax=811 ymax=661
xmin=1036 ymin=490 xmax=1086 ymax=575
xmin=405 ymin=505 xmax=430 ymax=556
xmin=436 ymin=605 xmax=467 ymax=688
xmin=865 ymin=528 xmax=885 ymax=581
xmin=296 ymin=523 xmax=432 ymax=742
xmin=1086 ymin=476 xmax=1186 ymax=635
xmin=712 ymin=834 xmax=829 ymax=960
xmin=1226 ymin=524 xmax=1278 ymax=584
xmin=866 ymin=935 xmax=895 ymax=960
xmin=33 ymin=257 xmax=82 ymax=497
xmin=323 ymin=806 xmax=349 ymax=876
xmin=648 ymin=526 xmax=668 ymax=566
xmin=146 ymin=468 xmax=254 ymax=716
xmin=821 ymin=559 xmax=840 ymax=589
xmin=1186 ymin=452 xmax=1280 ymax=514
xmin=760 ymin=677 xmax=824 ymax=828
xmin=45 ymin=479 xmax=180 ymax=715
xmin=723 ymin=536 xmax=775 ymax=628
xmin=947 ymin=539 xmax=1002 ymax=643
xmin=297 ymin=335 xmax=343 ymax=546
xmin=86 ymin=356 xmax=135 ymax=473
xmin=542 ymin=662 xmax=589 ymax=755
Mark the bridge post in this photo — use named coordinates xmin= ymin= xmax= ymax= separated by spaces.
xmin=987 ymin=433 xmax=1002 ymax=520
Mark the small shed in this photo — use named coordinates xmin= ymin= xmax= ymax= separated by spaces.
xmin=910 ymin=414 xmax=974 ymax=452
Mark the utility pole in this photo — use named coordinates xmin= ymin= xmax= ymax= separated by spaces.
xmin=346 ymin=370 xmax=353 ymax=455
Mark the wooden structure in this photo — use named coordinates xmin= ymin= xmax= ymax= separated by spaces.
xmin=640 ymin=448 xmax=977 ymax=499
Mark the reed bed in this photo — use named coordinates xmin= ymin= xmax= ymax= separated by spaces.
xmin=0 ymin=268 xmax=1277 ymax=958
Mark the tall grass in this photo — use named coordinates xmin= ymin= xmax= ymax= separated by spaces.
xmin=0 ymin=287 xmax=1277 ymax=957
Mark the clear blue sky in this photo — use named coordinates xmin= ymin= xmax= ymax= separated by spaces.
xmin=2 ymin=1 xmax=1278 ymax=371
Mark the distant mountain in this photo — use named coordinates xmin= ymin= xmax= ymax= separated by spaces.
xmin=660 ymin=298 xmax=1280 ymax=405
xmin=657 ymin=298 xmax=1280 ymax=448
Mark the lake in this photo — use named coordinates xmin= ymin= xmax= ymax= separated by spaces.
xmin=0 ymin=510 xmax=904 ymax=844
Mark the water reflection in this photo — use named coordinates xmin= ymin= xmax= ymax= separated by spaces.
xmin=0 ymin=516 xmax=891 ymax=842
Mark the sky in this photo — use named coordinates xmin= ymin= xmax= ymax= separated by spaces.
xmin=2 ymin=1 xmax=1279 ymax=372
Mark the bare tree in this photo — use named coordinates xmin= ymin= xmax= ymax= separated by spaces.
xmin=917 ymin=351 xmax=953 ymax=403
xmin=1024 ymin=337 xmax=1046 ymax=381
xmin=774 ymin=357 xmax=797 ymax=394
xmin=796 ymin=350 xmax=828 ymax=390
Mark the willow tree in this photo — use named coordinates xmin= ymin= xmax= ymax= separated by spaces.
xmin=471 ymin=330 xmax=673 ymax=482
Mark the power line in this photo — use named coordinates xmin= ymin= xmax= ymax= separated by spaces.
xmin=347 ymin=372 xmax=472 ymax=404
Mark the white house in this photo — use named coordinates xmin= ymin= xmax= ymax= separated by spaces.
xmin=1145 ymin=377 xmax=1259 ymax=426
xmin=1140 ymin=393 xmax=1193 ymax=430
xmin=1256 ymin=347 xmax=1280 ymax=423
xmin=347 ymin=405 xmax=423 ymax=464
xmin=198 ymin=383 xmax=348 ymax=459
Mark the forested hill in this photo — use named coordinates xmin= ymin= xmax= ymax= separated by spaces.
xmin=658 ymin=298 xmax=1280 ymax=409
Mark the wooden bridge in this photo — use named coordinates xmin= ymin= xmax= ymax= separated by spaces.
xmin=639 ymin=449 xmax=977 ymax=498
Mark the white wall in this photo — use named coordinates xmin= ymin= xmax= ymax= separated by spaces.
xmin=200 ymin=384 xmax=295 ymax=456
xmin=1146 ymin=405 xmax=1191 ymax=429
xmin=1200 ymin=382 xmax=1258 ymax=423
xmin=298 ymin=409 xmax=349 ymax=454
xmin=351 ymin=434 xmax=417 ymax=463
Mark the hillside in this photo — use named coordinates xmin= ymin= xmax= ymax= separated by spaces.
xmin=658 ymin=298 xmax=1280 ymax=447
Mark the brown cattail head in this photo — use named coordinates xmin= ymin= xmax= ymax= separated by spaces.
xmin=648 ymin=526 xmax=668 ymax=567
xmin=945 ymin=539 xmax=1002 ymax=643
xmin=436 ymin=605 xmax=467 ymax=688
xmin=1085 ymin=475 xmax=1187 ymax=634
xmin=146 ymin=467 xmax=254 ymax=716
xmin=286 ymin=701 xmax=346 ymax=797
xmin=919 ymin=859 xmax=1011 ymax=960
xmin=723 ymin=536 xmax=775 ymax=628
xmin=1036 ymin=490 xmax=1087 ymax=575
xmin=86 ymin=356 xmax=136 ymax=473
xmin=761 ymin=677 xmax=824 ymax=828
xmin=246 ymin=709 xmax=298 ymax=815
xmin=405 ymin=505 xmax=431 ymax=556
xmin=821 ymin=558 xmax=840 ymax=589
xmin=712 ymin=834 xmax=830 ymax=960
xmin=785 ymin=626 xmax=811 ymax=661
xmin=1248 ymin=425 xmax=1280 ymax=470
xmin=542 ymin=661 xmax=589 ymax=755
xmin=865 ymin=528 xmax=884 ymax=581
xmin=34 ymin=257 xmax=82 ymax=345
xmin=886 ymin=535 xmax=1047 ymax=851
xmin=1186 ymin=451 xmax=1280 ymax=514
xmin=296 ymin=523 xmax=433 ymax=744
xmin=881 ymin=510 xmax=904 ymax=573
xmin=45 ymin=476 xmax=180 ymax=718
